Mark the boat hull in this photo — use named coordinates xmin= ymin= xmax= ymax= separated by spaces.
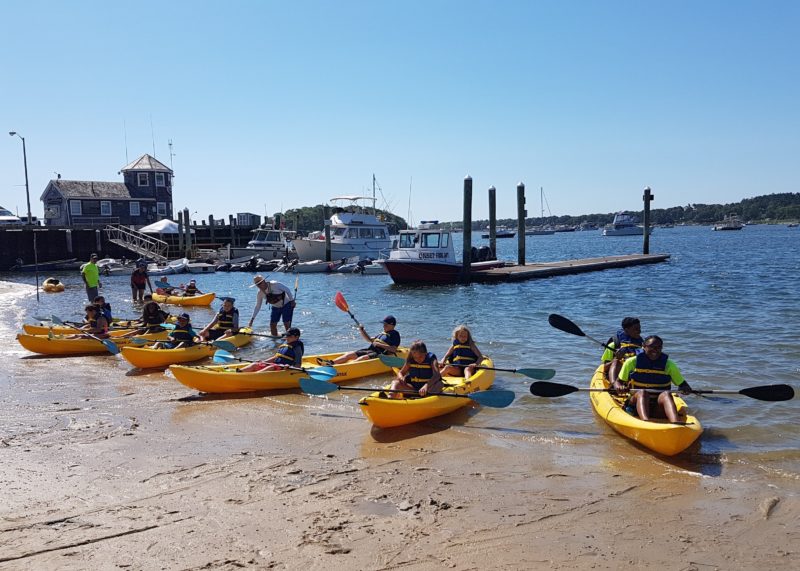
xmin=152 ymin=291 xmax=216 ymax=306
xmin=588 ymin=365 xmax=702 ymax=456
xmin=382 ymin=260 xmax=505 ymax=285
xmin=16 ymin=330 xmax=170 ymax=355
xmin=358 ymin=357 xmax=496 ymax=428
xmin=120 ymin=328 xmax=253 ymax=368
xmin=292 ymin=237 xmax=391 ymax=262
xmin=602 ymin=226 xmax=645 ymax=236
xmin=169 ymin=349 xmax=406 ymax=393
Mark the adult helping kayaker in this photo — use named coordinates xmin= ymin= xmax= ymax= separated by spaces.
xmin=200 ymin=297 xmax=240 ymax=341
xmin=618 ymin=335 xmax=693 ymax=422
xmin=324 ymin=315 xmax=401 ymax=365
xmin=81 ymin=253 xmax=101 ymax=302
xmin=248 ymin=275 xmax=296 ymax=336
xmin=602 ymin=317 xmax=644 ymax=390
xmin=388 ymin=340 xmax=442 ymax=398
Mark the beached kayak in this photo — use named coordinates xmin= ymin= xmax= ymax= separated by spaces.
xmin=120 ymin=328 xmax=254 ymax=369
xmin=24 ymin=315 xmax=179 ymax=336
xmin=588 ymin=364 xmax=703 ymax=456
xmin=169 ymin=349 xmax=407 ymax=393
xmin=152 ymin=291 xmax=215 ymax=306
xmin=16 ymin=330 xmax=170 ymax=356
xmin=357 ymin=357 xmax=496 ymax=428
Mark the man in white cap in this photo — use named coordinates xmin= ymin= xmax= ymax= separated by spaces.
xmin=248 ymin=274 xmax=296 ymax=336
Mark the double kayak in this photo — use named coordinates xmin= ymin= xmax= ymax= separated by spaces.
xmin=120 ymin=328 xmax=254 ymax=369
xmin=358 ymin=357 xmax=496 ymax=428
xmin=23 ymin=315 xmax=179 ymax=336
xmin=152 ymin=291 xmax=215 ymax=306
xmin=589 ymin=365 xmax=703 ymax=456
xmin=169 ymin=349 xmax=407 ymax=393
xmin=16 ymin=330 xmax=170 ymax=356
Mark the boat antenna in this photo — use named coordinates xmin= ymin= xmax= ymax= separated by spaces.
xmin=372 ymin=173 xmax=377 ymax=216
xmin=168 ymin=139 xmax=175 ymax=170
xmin=407 ymin=176 xmax=414 ymax=229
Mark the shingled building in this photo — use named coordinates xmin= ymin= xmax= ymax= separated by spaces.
xmin=40 ymin=154 xmax=174 ymax=226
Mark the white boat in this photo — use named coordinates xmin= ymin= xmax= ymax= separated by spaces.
xmin=293 ymin=259 xmax=334 ymax=273
xmin=223 ymin=225 xmax=296 ymax=261
xmin=525 ymin=188 xmax=555 ymax=235
xmin=91 ymin=258 xmax=134 ymax=276
xmin=359 ymin=260 xmax=389 ymax=275
xmin=291 ymin=196 xmax=392 ymax=261
xmin=602 ymin=212 xmax=649 ymax=236
xmin=713 ymin=214 xmax=744 ymax=231
xmin=147 ymin=258 xmax=189 ymax=275
xmin=382 ymin=222 xmax=505 ymax=285
xmin=0 ymin=205 xmax=23 ymax=226
xmin=186 ymin=262 xmax=217 ymax=274
xmin=481 ymin=227 xmax=515 ymax=239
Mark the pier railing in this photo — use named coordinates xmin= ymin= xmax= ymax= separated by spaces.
xmin=104 ymin=224 xmax=169 ymax=262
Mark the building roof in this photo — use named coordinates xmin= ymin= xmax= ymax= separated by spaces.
xmin=120 ymin=154 xmax=173 ymax=173
xmin=42 ymin=180 xmax=156 ymax=201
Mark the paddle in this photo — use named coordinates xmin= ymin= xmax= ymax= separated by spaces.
xmin=548 ymin=314 xmax=614 ymax=351
xmin=529 ymin=381 xmax=795 ymax=402
xmin=239 ymin=331 xmax=288 ymax=339
xmin=211 ymin=350 xmax=338 ymax=380
xmin=130 ymin=337 xmax=236 ymax=352
xmin=50 ymin=315 xmax=120 ymax=355
xmin=334 ymin=291 xmax=362 ymax=327
xmin=377 ymin=354 xmax=556 ymax=380
xmin=299 ymin=377 xmax=516 ymax=407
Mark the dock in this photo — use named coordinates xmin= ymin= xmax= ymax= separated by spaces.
xmin=469 ymin=253 xmax=670 ymax=283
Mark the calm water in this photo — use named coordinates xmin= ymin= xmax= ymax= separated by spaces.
xmin=2 ymin=225 xmax=798 ymax=478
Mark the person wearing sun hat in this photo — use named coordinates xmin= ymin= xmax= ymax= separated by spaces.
xmin=248 ymin=274 xmax=296 ymax=336
xmin=321 ymin=315 xmax=401 ymax=366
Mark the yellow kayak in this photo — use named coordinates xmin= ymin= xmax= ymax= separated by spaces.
xmin=357 ymin=357 xmax=496 ymax=428
xmin=24 ymin=316 xmax=178 ymax=336
xmin=589 ymin=364 xmax=703 ymax=456
xmin=120 ymin=328 xmax=254 ymax=369
xmin=152 ymin=291 xmax=215 ymax=306
xmin=16 ymin=330 xmax=170 ymax=356
xmin=169 ymin=349 xmax=407 ymax=393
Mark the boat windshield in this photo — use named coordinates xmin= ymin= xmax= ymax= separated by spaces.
xmin=332 ymin=228 xmax=347 ymax=237
xmin=399 ymin=233 xmax=418 ymax=249
xmin=421 ymin=233 xmax=441 ymax=248
xmin=252 ymin=230 xmax=283 ymax=242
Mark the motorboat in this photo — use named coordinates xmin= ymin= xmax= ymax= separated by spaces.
xmin=481 ymin=227 xmax=515 ymax=239
xmin=96 ymin=258 xmax=134 ymax=276
xmin=147 ymin=258 xmax=189 ymax=275
xmin=223 ymin=225 xmax=296 ymax=261
xmin=713 ymin=214 xmax=744 ymax=231
xmin=602 ymin=212 xmax=649 ymax=236
xmin=0 ymin=205 xmax=23 ymax=226
xmin=293 ymin=259 xmax=334 ymax=273
xmin=291 ymin=196 xmax=392 ymax=261
xmin=186 ymin=262 xmax=217 ymax=274
xmin=382 ymin=222 xmax=506 ymax=285
xmin=525 ymin=227 xmax=555 ymax=236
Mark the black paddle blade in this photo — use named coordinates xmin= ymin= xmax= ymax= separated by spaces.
xmin=529 ymin=381 xmax=580 ymax=398
xmin=548 ymin=314 xmax=585 ymax=337
xmin=741 ymin=384 xmax=795 ymax=402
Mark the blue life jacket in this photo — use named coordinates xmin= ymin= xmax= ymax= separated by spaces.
xmin=408 ymin=352 xmax=436 ymax=382
xmin=370 ymin=330 xmax=400 ymax=354
xmin=169 ymin=325 xmax=196 ymax=343
xmin=274 ymin=340 xmax=304 ymax=366
xmin=450 ymin=339 xmax=478 ymax=365
xmin=214 ymin=307 xmax=238 ymax=330
xmin=614 ymin=329 xmax=644 ymax=359
xmin=97 ymin=303 xmax=112 ymax=322
xmin=629 ymin=351 xmax=672 ymax=390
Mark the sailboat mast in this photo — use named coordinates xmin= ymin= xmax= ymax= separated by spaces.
xmin=372 ymin=173 xmax=377 ymax=216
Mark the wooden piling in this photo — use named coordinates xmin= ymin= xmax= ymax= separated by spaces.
xmin=229 ymin=215 xmax=235 ymax=247
xmin=208 ymin=215 xmax=215 ymax=243
xmin=183 ymin=208 xmax=192 ymax=257
xmin=462 ymin=176 xmax=473 ymax=284
xmin=488 ymin=186 xmax=497 ymax=259
xmin=324 ymin=206 xmax=331 ymax=262
xmin=643 ymin=186 xmax=653 ymax=255
xmin=517 ymin=182 xmax=526 ymax=266
xmin=177 ymin=211 xmax=184 ymax=252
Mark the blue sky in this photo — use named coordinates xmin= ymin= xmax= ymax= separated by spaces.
xmin=2 ymin=1 xmax=798 ymax=224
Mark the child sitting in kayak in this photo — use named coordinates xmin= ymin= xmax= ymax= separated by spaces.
xmin=324 ymin=315 xmax=401 ymax=366
xmin=122 ymin=300 xmax=170 ymax=336
xmin=182 ymin=280 xmax=202 ymax=297
xmin=68 ymin=304 xmax=109 ymax=339
xmin=199 ymin=297 xmax=239 ymax=341
xmin=388 ymin=340 xmax=442 ymax=399
xmin=93 ymin=295 xmax=113 ymax=323
xmin=439 ymin=325 xmax=483 ymax=380
xmin=602 ymin=317 xmax=645 ymax=391
xmin=617 ymin=335 xmax=693 ymax=422
xmin=239 ymin=328 xmax=303 ymax=372
xmin=152 ymin=313 xmax=197 ymax=349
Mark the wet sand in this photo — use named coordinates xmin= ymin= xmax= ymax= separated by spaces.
xmin=1 ymin=281 xmax=798 ymax=569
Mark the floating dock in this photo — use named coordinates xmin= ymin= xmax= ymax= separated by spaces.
xmin=468 ymin=253 xmax=670 ymax=283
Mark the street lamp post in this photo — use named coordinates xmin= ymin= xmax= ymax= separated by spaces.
xmin=9 ymin=131 xmax=32 ymax=225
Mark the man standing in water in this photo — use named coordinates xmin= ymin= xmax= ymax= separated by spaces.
xmin=248 ymin=274 xmax=296 ymax=337
xmin=81 ymin=253 xmax=101 ymax=302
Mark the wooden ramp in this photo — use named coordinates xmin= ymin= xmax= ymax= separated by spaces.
xmin=468 ymin=254 xmax=670 ymax=283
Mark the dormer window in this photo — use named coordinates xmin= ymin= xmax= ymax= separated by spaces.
xmin=137 ymin=173 xmax=149 ymax=186
xmin=155 ymin=173 xmax=165 ymax=187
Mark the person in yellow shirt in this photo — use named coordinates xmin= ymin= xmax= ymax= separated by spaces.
xmin=81 ymin=253 xmax=101 ymax=301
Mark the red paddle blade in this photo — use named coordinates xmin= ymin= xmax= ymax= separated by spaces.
xmin=334 ymin=291 xmax=349 ymax=312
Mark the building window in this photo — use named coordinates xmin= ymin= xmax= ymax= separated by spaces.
xmin=157 ymin=202 xmax=167 ymax=216
xmin=45 ymin=204 xmax=61 ymax=219
xmin=155 ymin=173 xmax=165 ymax=187
xmin=70 ymin=200 xmax=82 ymax=216
xmin=100 ymin=201 xmax=112 ymax=216
xmin=137 ymin=173 xmax=149 ymax=186
xmin=130 ymin=202 xmax=140 ymax=216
